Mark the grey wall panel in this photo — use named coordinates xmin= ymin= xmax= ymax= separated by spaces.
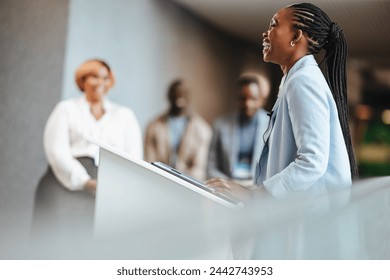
xmin=0 ymin=0 xmax=69 ymax=241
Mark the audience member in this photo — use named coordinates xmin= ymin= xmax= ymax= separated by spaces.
xmin=32 ymin=59 xmax=142 ymax=237
xmin=43 ymin=58 xmax=142 ymax=192
xmin=144 ymin=79 xmax=211 ymax=180
xmin=207 ymin=73 xmax=270 ymax=187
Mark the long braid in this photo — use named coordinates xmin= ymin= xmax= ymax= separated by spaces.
xmin=289 ymin=3 xmax=359 ymax=179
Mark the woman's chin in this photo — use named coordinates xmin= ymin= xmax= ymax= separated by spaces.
xmin=86 ymin=92 xmax=106 ymax=102
xmin=262 ymin=49 xmax=270 ymax=61
xmin=263 ymin=53 xmax=270 ymax=62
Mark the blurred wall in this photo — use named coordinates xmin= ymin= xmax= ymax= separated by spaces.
xmin=0 ymin=0 xmax=69 ymax=240
xmin=0 ymin=0 xmax=269 ymax=243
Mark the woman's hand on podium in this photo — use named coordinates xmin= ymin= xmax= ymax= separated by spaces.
xmin=205 ymin=177 xmax=252 ymax=202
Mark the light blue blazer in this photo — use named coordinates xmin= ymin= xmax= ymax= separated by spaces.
xmin=254 ymin=55 xmax=352 ymax=197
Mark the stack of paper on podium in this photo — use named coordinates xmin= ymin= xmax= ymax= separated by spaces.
xmin=90 ymin=139 xmax=237 ymax=259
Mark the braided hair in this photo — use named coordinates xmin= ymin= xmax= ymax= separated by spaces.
xmin=288 ymin=3 xmax=358 ymax=179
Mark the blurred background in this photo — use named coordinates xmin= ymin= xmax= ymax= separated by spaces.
xmin=0 ymin=0 xmax=389 ymax=244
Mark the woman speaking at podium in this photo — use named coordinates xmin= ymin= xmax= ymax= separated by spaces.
xmin=207 ymin=3 xmax=358 ymax=199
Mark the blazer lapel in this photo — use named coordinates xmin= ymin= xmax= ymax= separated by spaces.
xmin=252 ymin=111 xmax=267 ymax=173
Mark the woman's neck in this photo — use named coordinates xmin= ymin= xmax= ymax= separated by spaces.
xmin=88 ymin=100 xmax=105 ymax=120
xmin=281 ymin=51 xmax=307 ymax=75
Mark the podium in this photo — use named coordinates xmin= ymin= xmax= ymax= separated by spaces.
xmin=92 ymin=141 xmax=235 ymax=259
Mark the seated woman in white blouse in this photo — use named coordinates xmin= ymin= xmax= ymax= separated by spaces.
xmin=32 ymin=59 xmax=142 ymax=237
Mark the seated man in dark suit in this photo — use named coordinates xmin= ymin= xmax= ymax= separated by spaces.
xmin=207 ymin=73 xmax=270 ymax=187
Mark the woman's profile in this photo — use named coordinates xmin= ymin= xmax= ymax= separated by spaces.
xmin=207 ymin=3 xmax=358 ymax=198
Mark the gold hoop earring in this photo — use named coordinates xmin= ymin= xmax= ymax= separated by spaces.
xmin=290 ymin=40 xmax=295 ymax=47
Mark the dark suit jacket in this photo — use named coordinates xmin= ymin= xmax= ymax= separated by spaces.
xmin=207 ymin=109 xmax=269 ymax=180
